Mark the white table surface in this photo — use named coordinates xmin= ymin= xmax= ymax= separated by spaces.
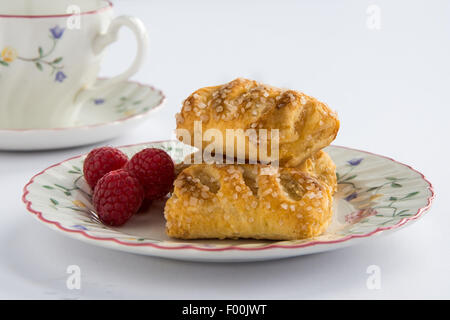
xmin=0 ymin=0 xmax=448 ymax=299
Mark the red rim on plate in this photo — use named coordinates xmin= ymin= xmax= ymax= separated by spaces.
xmin=22 ymin=143 xmax=435 ymax=252
xmin=0 ymin=0 xmax=113 ymax=19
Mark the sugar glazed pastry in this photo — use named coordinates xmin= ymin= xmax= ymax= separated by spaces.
xmin=165 ymin=164 xmax=333 ymax=240
xmin=175 ymin=78 xmax=340 ymax=167
xmin=296 ymin=150 xmax=337 ymax=195
xmin=167 ymin=78 xmax=339 ymax=240
xmin=174 ymin=150 xmax=337 ymax=195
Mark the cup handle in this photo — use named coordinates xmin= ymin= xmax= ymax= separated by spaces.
xmin=74 ymin=16 xmax=148 ymax=103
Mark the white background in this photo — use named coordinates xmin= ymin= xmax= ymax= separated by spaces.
xmin=0 ymin=0 xmax=449 ymax=299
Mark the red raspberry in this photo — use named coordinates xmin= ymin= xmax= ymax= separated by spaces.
xmin=83 ymin=147 xmax=128 ymax=189
xmin=125 ymin=148 xmax=175 ymax=200
xmin=92 ymin=169 xmax=144 ymax=226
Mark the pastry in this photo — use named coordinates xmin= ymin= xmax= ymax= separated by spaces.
xmin=174 ymin=150 xmax=337 ymax=195
xmin=165 ymin=163 xmax=333 ymax=240
xmin=296 ymin=150 xmax=337 ymax=195
xmin=175 ymin=78 xmax=339 ymax=167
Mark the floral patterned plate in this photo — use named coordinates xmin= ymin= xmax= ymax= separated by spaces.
xmin=0 ymin=79 xmax=165 ymax=150
xmin=22 ymin=141 xmax=434 ymax=262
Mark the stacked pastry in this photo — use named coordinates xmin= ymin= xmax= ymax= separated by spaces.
xmin=165 ymin=78 xmax=340 ymax=240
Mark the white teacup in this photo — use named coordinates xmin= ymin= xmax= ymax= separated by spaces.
xmin=0 ymin=0 xmax=148 ymax=129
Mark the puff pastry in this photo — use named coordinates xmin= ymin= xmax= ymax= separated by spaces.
xmin=175 ymin=78 xmax=339 ymax=167
xmin=165 ymin=163 xmax=333 ymax=240
xmin=174 ymin=150 xmax=337 ymax=195
xmin=296 ymin=150 xmax=337 ymax=195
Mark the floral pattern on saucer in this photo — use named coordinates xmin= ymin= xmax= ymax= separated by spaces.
xmin=22 ymin=142 xmax=434 ymax=261
xmin=0 ymin=79 xmax=165 ymax=151
xmin=90 ymin=95 xmax=151 ymax=118
xmin=73 ymin=79 xmax=165 ymax=126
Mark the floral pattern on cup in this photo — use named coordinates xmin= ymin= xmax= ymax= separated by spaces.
xmin=1 ymin=46 xmax=18 ymax=63
xmin=0 ymin=25 xmax=66 ymax=82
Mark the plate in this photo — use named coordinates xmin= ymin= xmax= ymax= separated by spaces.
xmin=0 ymin=79 xmax=165 ymax=151
xmin=22 ymin=140 xmax=434 ymax=262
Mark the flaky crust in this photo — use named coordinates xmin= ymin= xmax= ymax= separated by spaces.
xmin=165 ymin=164 xmax=333 ymax=240
xmin=296 ymin=150 xmax=337 ymax=195
xmin=175 ymin=78 xmax=339 ymax=167
xmin=174 ymin=150 xmax=337 ymax=195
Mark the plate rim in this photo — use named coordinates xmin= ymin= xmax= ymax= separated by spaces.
xmin=22 ymin=141 xmax=435 ymax=252
xmin=0 ymin=78 xmax=166 ymax=133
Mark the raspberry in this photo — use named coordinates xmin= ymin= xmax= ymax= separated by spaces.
xmin=125 ymin=148 xmax=175 ymax=200
xmin=92 ymin=169 xmax=144 ymax=226
xmin=83 ymin=147 xmax=128 ymax=189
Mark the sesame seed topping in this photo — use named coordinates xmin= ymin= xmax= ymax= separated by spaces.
xmin=300 ymin=96 xmax=307 ymax=104
xmin=190 ymin=197 xmax=198 ymax=206
xmin=227 ymin=167 xmax=235 ymax=174
xmin=201 ymin=191 xmax=209 ymax=199
xmin=260 ymin=167 xmax=278 ymax=176
xmin=174 ymin=179 xmax=184 ymax=188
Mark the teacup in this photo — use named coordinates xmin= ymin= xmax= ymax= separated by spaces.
xmin=0 ymin=0 xmax=148 ymax=129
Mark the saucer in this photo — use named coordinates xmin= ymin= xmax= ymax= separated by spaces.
xmin=0 ymin=78 xmax=165 ymax=151
xmin=22 ymin=140 xmax=434 ymax=262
